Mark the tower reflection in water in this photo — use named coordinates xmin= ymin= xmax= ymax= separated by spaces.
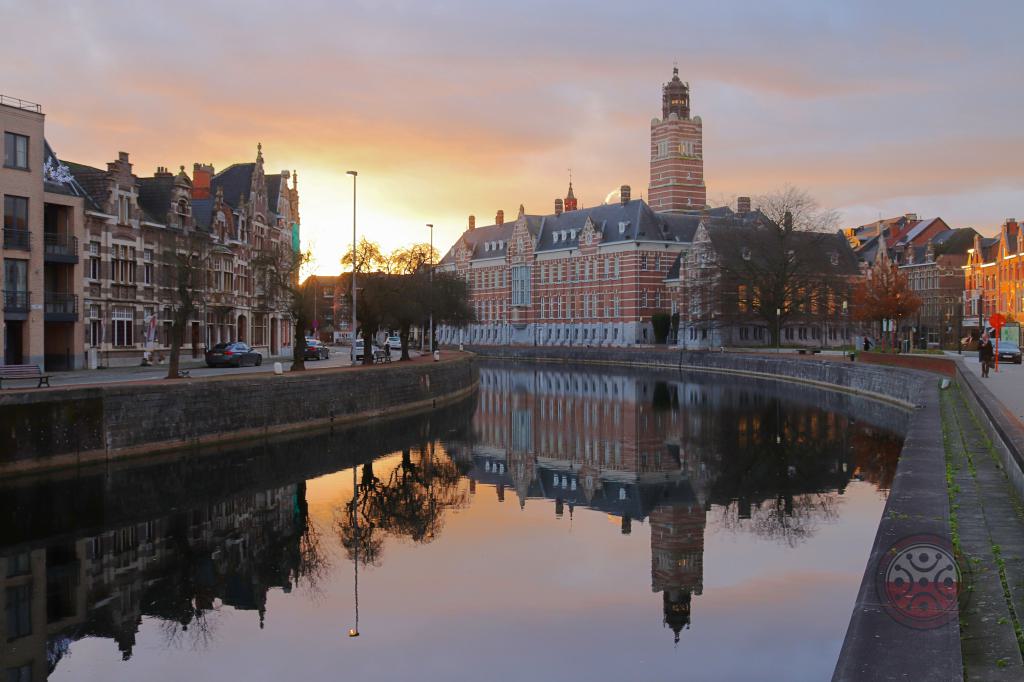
xmin=0 ymin=362 xmax=903 ymax=679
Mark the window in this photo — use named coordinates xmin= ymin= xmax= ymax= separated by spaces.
xmin=640 ymin=254 xmax=648 ymax=271
xmin=5 ymin=584 xmax=31 ymax=640
xmin=641 ymin=289 xmax=648 ymax=307
xmin=89 ymin=305 xmax=102 ymax=347
xmin=5 ymin=552 xmax=29 ymax=578
xmin=3 ymin=132 xmax=28 ymax=169
xmin=657 ymin=140 xmax=668 ymax=157
xmin=511 ymin=265 xmax=530 ymax=306
xmin=118 ymin=194 xmax=131 ymax=225
xmin=143 ymin=262 xmax=154 ymax=285
xmin=3 ymin=195 xmax=27 ymax=232
xmin=112 ymin=306 xmax=134 ymax=347
xmin=111 ymin=245 xmax=136 ymax=284
xmin=88 ymin=242 xmax=101 ymax=279
xmin=6 ymin=663 xmax=32 ymax=682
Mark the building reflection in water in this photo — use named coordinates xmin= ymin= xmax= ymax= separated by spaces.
xmin=1 ymin=483 xmax=310 ymax=681
xmin=443 ymin=364 xmax=903 ymax=642
xmin=1 ymin=363 xmax=904 ymax=678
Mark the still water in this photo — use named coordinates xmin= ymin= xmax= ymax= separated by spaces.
xmin=1 ymin=361 xmax=906 ymax=681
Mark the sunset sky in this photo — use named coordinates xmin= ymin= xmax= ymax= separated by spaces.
xmin=4 ymin=0 xmax=1022 ymax=274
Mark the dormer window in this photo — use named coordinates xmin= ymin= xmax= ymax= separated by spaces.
xmin=176 ymin=199 xmax=190 ymax=216
xmin=570 ymin=230 xmax=577 ymax=240
xmin=560 ymin=230 xmax=567 ymax=241
xmin=830 ymin=252 xmax=839 ymax=266
xmin=484 ymin=242 xmax=491 ymax=252
xmin=742 ymin=247 xmax=752 ymax=261
xmin=552 ymin=232 xmax=559 ymax=243
xmin=619 ymin=221 xmax=629 ymax=234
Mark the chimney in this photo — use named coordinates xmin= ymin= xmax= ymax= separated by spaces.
xmin=554 ymin=198 xmax=563 ymax=215
xmin=192 ymin=163 xmax=214 ymax=200
xmin=620 ymin=185 xmax=631 ymax=205
xmin=496 ymin=209 xmax=504 ymax=225
xmin=737 ymin=196 xmax=751 ymax=213
xmin=468 ymin=215 xmax=476 ymax=231
xmin=783 ymin=210 xmax=793 ymax=231
xmin=904 ymin=213 xmax=918 ymax=221
xmin=154 ymin=166 xmax=172 ymax=178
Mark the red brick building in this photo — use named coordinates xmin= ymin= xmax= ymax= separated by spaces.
xmin=963 ymin=219 xmax=1022 ymax=333
xmin=437 ymin=68 xmax=716 ymax=347
xmin=649 ymin=67 xmax=706 ymax=212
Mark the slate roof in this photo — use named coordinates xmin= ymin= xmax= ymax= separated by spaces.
xmin=266 ymin=173 xmax=282 ymax=213
xmin=61 ymin=160 xmax=108 ymax=212
xmin=211 ymin=163 xmax=254 ymax=209
xmin=191 ymin=198 xmax=214 ymax=231
xmin=931 ymin=227 xmax=978 ymax=256
xmin=440 ymin=200 xmax=734 ymax=266
xmin=43 ymin=141 xmax=93 ymax=203
xmin=705 ymin=224 xmax=860 ymax=276
xmin=137 ymin=175 xmax=176 ymax=223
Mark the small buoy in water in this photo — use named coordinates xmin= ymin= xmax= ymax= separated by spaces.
xmin=273 ymin=362 xmax=284 ymax=375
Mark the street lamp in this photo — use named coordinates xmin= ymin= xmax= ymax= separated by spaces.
xmin=427 ymin=223 xmax=434 ymax=354
xmin=347 ymin=171 xmax=358 ymax=364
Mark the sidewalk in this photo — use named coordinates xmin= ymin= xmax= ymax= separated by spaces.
xmin=952 ymin=352 xmax=1024 ymax=426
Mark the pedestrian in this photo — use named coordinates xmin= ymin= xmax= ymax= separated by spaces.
xmin=863 ymin=336 xmax=871 ymax=352
xmin=384 ymin=339 xmax=392 ymax=360
xmin=979 ymin=335 xmax=994 ymax=378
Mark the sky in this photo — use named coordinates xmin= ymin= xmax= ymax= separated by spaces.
xmin=3 ymin=0 xmax=1022 ymax=274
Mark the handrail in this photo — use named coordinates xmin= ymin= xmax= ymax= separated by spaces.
xmin=0 ymin=95 xmax=42 ymax=113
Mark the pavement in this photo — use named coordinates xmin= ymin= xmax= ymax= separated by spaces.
xmin=9 ymin=346 xmax=426 ymax=389
xmin=950 ymin=351 xmax=1024 ymax=426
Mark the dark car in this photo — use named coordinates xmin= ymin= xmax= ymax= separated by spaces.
xmin=205 ymin=342 xmax=262 ymax=368
xmin=304 ymin=338 xmax=330 ymax=361
xmin=996 ymin=342 xmax=1022 ymax=364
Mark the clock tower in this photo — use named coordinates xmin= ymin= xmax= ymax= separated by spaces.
xmin=648 ymin=67 xmax=706 ymax=212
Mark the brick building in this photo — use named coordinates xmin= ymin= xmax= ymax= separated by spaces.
xmin=64 ymin=144 xmax=298 ymax=366
xmin=437 ymin=68 xmax=715 ymax=347
xmin=648 ymin=67 xmax=706 ymax=212
xmin=666 ymin=211 xmax=861 ymax=349
xmin=1 ymin=95 xmax=86 ymax=369
xmin=963 ymin=219 xmax=1022 ymax=334
xmin=898 ymin=227 xmax=978 ymax=348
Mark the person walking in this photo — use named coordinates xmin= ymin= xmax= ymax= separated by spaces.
xmin=979 ymin=335 xmax=994 ymax=378
xmin=863 ymin=336 xmax=871 ymax=352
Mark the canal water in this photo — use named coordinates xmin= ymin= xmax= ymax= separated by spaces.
xmin=1 ymin=361 xmax=906 ymax=681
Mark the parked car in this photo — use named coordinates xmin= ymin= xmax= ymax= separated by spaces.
xmin=996 ymin=341 xmax=1022 ymax=364
xmin=205 ymin=342 xmax=262 ymax=368
xmin=353 ymin=339 xmax=382 ymax=362
xmin=387 ymin=335 xmax=401 ymax=350
xmin=304 ymin=338 xmax=330 ymax=360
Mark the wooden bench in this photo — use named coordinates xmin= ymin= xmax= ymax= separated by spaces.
xmin=0 ymin=364 xmax=51 ymax=389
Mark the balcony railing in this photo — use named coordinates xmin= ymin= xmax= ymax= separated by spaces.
xmin=0 ymin=95 xmax=42 ymax=113
xmin=43 ymin=233 xmax=79 ymax=262
xmin=3 ymin=228 xmax=31 ymax=251
xmin=44 ymin=292 xmax=78 ymax=320
xmin=3 ymin=291 xmax=30 ymax=314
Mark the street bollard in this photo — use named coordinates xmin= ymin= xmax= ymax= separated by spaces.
xmin=273 ymin=362 xmax=283 ymax=375
xmin=433 ymin=350 xmax=440 ymax=362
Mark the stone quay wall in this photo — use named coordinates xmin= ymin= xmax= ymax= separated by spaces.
xmin=469 ymin=346 xmax=927 ymax=408
xmin=0 ymin=354 xmax=478 ymax=477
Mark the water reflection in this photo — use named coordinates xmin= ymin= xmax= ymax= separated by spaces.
xmin=0 ymin=362 xmax=904 ymax=681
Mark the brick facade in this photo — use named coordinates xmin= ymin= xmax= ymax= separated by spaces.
xmin=963 ymin=219 xmax=1023 ymax=333
xmin=65 ymin=145 xmax=299 ymax=367
xmin=648 ymin=67 xmax=705 ymax=212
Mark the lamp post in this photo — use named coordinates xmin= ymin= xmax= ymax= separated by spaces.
xmin=348 ymin=463 xmax=360 ymax=638
xmin=776 ymin=307 xmax=781 ymax=353
xmin=347 ymin=171 xmax=358 ymax=364
xmin=427 ymin=223 xmax=434 ymax=353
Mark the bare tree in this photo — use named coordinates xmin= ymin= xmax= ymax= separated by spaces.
xmin=160 ymin=230 xmax=210 ymax=379
xmin=754 ymin=184 xmax=840 ymax=234
xmin=252 ymin=243 xmax=312 ymax=370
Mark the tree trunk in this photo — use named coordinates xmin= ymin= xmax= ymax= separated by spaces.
xmin=292 ymin=315 xmax=306 ymax=372
xmin=362 ymin=326 xmax=375 ymax=366
xmin=400 ymin=322 xmax=411 ymax=361
xmin=166 ymin=308 xmax=189 ymax=379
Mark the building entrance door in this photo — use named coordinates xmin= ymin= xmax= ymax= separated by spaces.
xmin=4 ymin=320 xmax=24 ymax=365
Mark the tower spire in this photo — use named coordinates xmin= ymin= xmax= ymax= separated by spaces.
xmin=564 ymin=169 xmax=578 ymax=212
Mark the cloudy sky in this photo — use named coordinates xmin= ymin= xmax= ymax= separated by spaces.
xmin=4 ymin=0 xmax=1021 ymax=273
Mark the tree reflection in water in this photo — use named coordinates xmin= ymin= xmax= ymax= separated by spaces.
xmin=337 ymin=446 xmax=472 ymax=567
